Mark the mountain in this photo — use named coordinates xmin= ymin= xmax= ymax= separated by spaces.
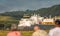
xmin=35 ymin=5 xmax=60 ymax=16
xmin=0 ymin=4 xmax=60 ymax=20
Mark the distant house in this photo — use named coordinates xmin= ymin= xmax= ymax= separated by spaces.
xmin=42 ymin=18 xmax=54 ymax=25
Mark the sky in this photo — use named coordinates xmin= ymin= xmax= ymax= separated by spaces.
xmin=0 ymin=0 xmax=60 ymax=12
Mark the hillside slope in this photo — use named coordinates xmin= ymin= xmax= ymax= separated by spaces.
xmin=0 ymin=4 xmax=60 ymax=19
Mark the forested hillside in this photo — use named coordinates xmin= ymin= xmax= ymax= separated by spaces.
xmin=0 ymin=4 xmax=60 ymax=20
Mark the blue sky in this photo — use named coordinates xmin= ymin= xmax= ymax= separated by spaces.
xmin=0 ymin=0 xmax=60 ymax=12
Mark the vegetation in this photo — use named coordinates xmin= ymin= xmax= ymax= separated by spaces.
xmin=0 ymin=4 xmax=60 ymax=28
xmin=0 ymin=16 xmax=19 ymax=29
xmin=0 ymin=4 xmax=60 ymax=20
xmin=0 ymin=31 xmax=33 ymax=36
xmin=0 ymin=30 xmax=49 ymax=36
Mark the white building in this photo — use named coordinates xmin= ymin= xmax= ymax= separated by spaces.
xmin=18 ymin=14 xmax=44 ymax=27
xmin=18 ymin=18 xmax=31 ymax=27
xmin=42 ymin=18 xmax=54 ymax=25
xmin=30 ymin=14 xmax=44 ymax=24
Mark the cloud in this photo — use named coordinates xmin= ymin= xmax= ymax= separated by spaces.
xmin=0 ymin=0 xmax=60 ymax=12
